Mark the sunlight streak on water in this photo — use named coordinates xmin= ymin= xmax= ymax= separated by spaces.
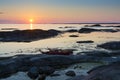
xmin=30 ymin=23 xmax=33 ymax=30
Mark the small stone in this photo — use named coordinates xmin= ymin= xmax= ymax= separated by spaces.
xmin=38 ymin=74 xmax=46 ymax=80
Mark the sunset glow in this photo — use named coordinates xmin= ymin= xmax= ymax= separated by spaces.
xmin=0 ymin=0 xmax=120 ymax=23
xmin=29 ymin=19 xmax=33 ymax=23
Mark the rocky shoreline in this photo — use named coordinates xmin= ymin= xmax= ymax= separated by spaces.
xmin=0 ymin=49 xmax=120 ymax=80
xmin=0 ymin=27 xmax=120 ymax=80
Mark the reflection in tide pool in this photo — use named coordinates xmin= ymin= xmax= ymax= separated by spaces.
xmin=0 ymin=24 xmax=120 ymax=56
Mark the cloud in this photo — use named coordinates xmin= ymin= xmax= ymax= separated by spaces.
xmin=0 ymin=12 xmax=4 ymax=14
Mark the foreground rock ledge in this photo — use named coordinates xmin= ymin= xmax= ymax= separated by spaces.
xmin=0 ymin=53 xmax=120 ymax=79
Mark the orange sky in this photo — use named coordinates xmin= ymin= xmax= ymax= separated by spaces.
xmin=0 ymin=0 xmax=120 ymax=23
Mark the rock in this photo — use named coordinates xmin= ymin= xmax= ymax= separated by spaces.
xmin=79 ymin=28 xmax=100 ymax=33
xmin=97 ymin=41 xmax=120 ymax=50
xmin=114 ymin=25 xmax=120 ymax=27
xmin=38 ymin=74 xmax=46 ymax=80
xmin=84 ymin=62 xmax=120 ymax=80
xmin=78 ymin=28 xmax=119 ymax=33
xmin=65 ymin=71 xmax=76 ymax=77
xmin=40 ymin=49 xmax=74 ymax=55
xmin=27 ymin=66 xmax=39 ymax=79
xmin=76 ymin=40 xmax=94 ymax=43
xmin=66 ymin=75 xmax=85 ymax=80
xmin=66 ymin=29 xmax=78 ymax=32
xmin=39 ymin=66 xmax=55 ymax=75
xmin=50 ymin=73 xmax=60 ymax=77
xmin=0 ymin=29 xmax=61 ymax=42
xmin=90 ymin=24 xmax=102 ymax=27
xmin=69 ymin=35 xmax=79 ymax=37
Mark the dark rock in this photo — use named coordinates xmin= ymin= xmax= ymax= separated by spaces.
xmin=69 ymin=35 xmax=79 ymax=37
xmin=85 ymin=51 xmax=111 ymax=57
xmin=66 ymin=29 xmax=78 ymax=32
xmin=76 ymin=40 xmax=94 ymax=43
xmin=84 ymin=62 xmax=120 ymax=80
xmin=79 ymin=28 xmax=100 ymax=33
xmin=39 ymin=66 xmax=55 ymax=75
xmin=78 ymin=28 xmax=119 ymax=33
xmin=0 ymin=53 xmax=120 ymax=79
xmin=50 ymin=73 xmax=60 ymax=77
xmin=27 ymin=66 xmax=39 ymax=79
xmin=38 ymin=74 xmax=46 ymax=80
xmin=0 ymin=29 xmax=61 ymax=42
xmin=90 ymin=24 xmax=102 ymax=27
xmin=41 ymin=55 xmax=75 ymax=68
xmin=66 ymin=75 xmax=86 ymax=80
xmin=114 ymin=25 xmax=120 ymax=27
xmin=40 ymin=49 xmax=74 ymax=55
xmin=65 ymin=71 xmax=76 ymax=77
xmin=64 ymin=26 xmax=75 ymax=28
xmin=97 ymin=41 xmax=120 ymax=50
xmin=0 ymin=59 xmax=21 ymax=78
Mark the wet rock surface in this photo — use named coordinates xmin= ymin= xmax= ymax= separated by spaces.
xmin=67 ymin=62 xmax=120 ymax=80
xmin=0 ymin=53 xmax=120 ymax=79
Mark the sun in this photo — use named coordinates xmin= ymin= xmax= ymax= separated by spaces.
xmin=29 ymin=19 xmax=33 ymax=23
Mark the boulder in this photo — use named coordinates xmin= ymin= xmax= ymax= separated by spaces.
xmin=79 ymin=28 xmax=100 ymax=33
xmin=27 ymin=66 xmax=39 ymax=79
xmin=84 ymin=62 xmax=120 ymax=80
xmin=39 ymin=66 xmax=55 ymax=75
xmin=67 ymin=62 xmax=120 ymax=80
xmin=97 ymin=41 xmax=120 ymax=50
xmin=65 ymin=71 xmax=76 ymax=77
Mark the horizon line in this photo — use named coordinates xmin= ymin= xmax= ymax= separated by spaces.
xmin=0 ymin=22 xmax=120 ymax=24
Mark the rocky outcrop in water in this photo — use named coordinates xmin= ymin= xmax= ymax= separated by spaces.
xmin=97 ymin=41 xmax=120 ymax=50
xmin=78 ymin=28 xmax=119 ymax=33
xmin=0 ymin=29 xmax=61 ymax=42
xmin=76 ymin=40 xmax=94 ymax=43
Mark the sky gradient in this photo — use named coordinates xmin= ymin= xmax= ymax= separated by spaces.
xmin=0 ymin=0 xmax=120 ymax=23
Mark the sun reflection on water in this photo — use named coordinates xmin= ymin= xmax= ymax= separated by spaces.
xmin=30 ymin=23 xmax=33 ymax=30
xmin=29 ymin=19 xmax=33 ymax=30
